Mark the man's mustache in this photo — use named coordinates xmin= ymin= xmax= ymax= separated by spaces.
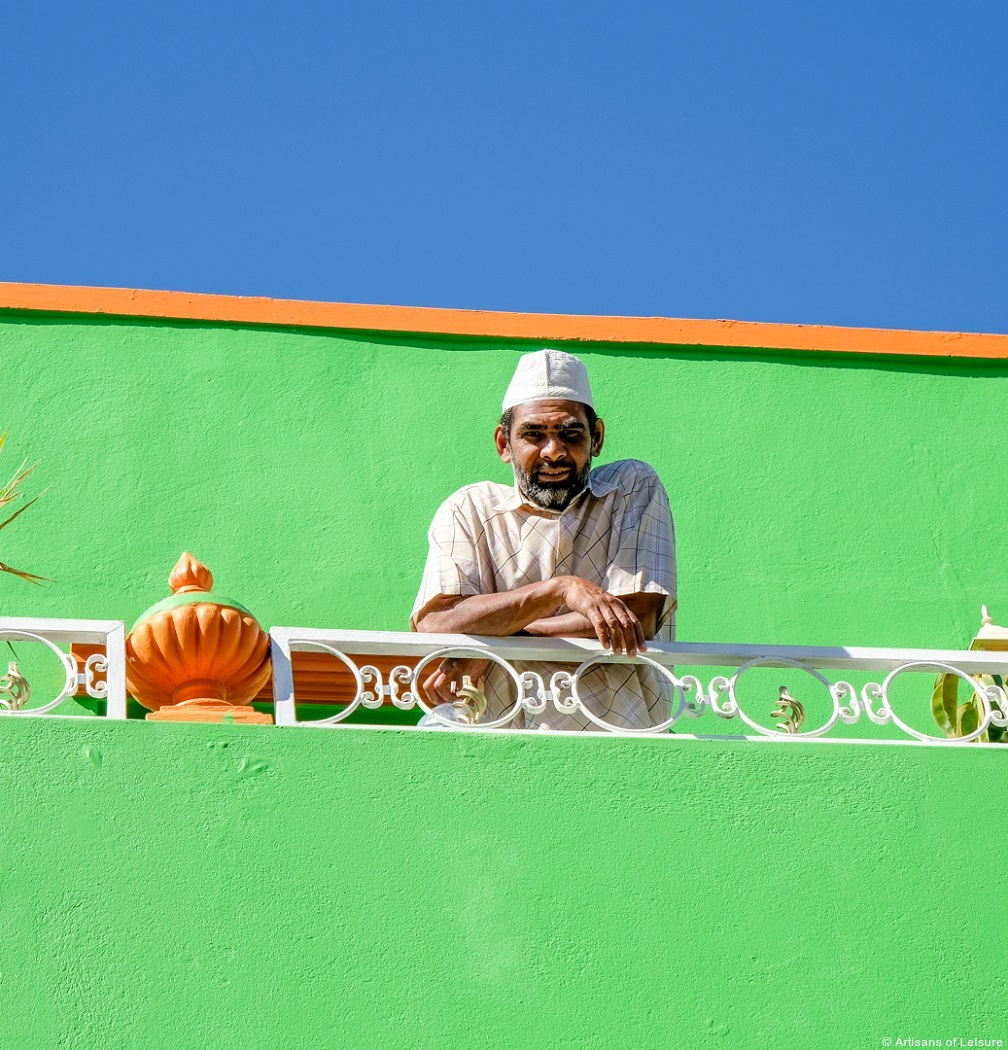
xmin=534 ymin=463 xmax=574 ymax=478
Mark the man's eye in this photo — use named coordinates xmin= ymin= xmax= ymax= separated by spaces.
xmin=559 ymin=429 xmax=583 ymax=441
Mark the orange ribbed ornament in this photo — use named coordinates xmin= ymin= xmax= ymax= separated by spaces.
xmin=126 ymin=552 xmax=272 ymax=723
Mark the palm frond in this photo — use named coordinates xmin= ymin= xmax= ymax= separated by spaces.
xmin=0 ymin=559 xmax=48 ymax=584
xmin=0 ymin=431 xmax=46 ymax=585
xmin=0 ymin=459 xmax=37 ymax=507
xmin=0 ymin=491 xmax=44 ymax=533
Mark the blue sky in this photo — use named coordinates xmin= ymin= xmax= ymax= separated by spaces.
xmin=2 ymin=0 xmax=1006 ymax=332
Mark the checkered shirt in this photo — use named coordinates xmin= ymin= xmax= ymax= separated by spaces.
xmin=411 ymin=459 xmax=676 ymax=730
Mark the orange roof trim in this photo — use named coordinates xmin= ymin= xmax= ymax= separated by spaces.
xmin=2 ymin=281 xmax=1007 ymax=360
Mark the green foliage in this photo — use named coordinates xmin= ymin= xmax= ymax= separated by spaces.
xmin=931 ymin=671 xmax=1006 ymax=743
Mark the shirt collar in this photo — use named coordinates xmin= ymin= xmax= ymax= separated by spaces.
xmin=493 ymin=467 xmax=617 ymax=514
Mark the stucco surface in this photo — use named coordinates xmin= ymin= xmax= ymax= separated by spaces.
xmin=2 ymin=312 xmax=1008 ymax=646
xmin=0 ymin=717 xmax=1005 ymax=1050
xmin=1 ymin=310 xmax=1007 ymax=1047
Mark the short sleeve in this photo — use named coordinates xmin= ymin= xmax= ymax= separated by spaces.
xmin=604 ymin=469 xmax=676 ymax=631
xmin=410 ymin=496 xmax=485 ymax=628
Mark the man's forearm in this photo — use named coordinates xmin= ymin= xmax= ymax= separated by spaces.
xmin=523 ymin=612 xmax=596 ymax=638
xmin=525 ymin=592 xmax=666 ymax=640
xmin=417 ymin=583 xmax=670 ymax=656
xmin=414 ymin=578 xmax=570 ymax=636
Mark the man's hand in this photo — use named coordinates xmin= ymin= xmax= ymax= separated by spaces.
xmin=421 ymin=656 xmax=492 ymax=706
xmin=558 ymin=577 xmax=646 ymax=656
xmin=414 ymin=577 xmax=658 ymax=656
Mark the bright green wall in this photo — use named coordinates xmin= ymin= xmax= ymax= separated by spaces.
xmin=2 ymin=309 xmax=1008 ymax=1047
xmin=3 ymin=311 xmax=1008 ymax=643
xmin=1 ymin=718 xmax=1006 ymax=1049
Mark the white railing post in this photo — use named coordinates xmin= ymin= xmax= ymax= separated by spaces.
xmin=104 ymin=622 xmax=127 ymax=720
xmin=270 ymin=628 xmax=297 ymax=726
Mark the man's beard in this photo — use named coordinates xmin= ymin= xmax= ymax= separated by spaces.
xmin=511 ymin=456 xmax=591 ymax=511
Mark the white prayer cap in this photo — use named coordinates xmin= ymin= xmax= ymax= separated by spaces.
xmin=501 ymin=349 xmax=594 ymax=412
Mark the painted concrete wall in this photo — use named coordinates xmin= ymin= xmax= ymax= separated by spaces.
xmin=2 ymin=718 xmax=1006 ymax=1049
xmin=2 ymin=308 xmax=1008 ymax=1047
xmin=3 ymin=311 xmax=1008 ymax=645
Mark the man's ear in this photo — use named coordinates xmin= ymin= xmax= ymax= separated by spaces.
xmin=494 ymin=425 xmax=511 ymax=463
xmin=591 ymin=418 xmax=605 ymax=458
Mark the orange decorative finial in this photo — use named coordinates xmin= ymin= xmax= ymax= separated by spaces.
xmin=169 ymin=552 xmax=213 ymax=594
xmin=126 ymin=552 xmax=272 ymax=724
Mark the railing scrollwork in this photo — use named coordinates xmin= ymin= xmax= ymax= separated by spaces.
xmin=0 ymin=617 xmax=1002 ymax=742
xmin=0 ymin=619 xmax=127 ymax=719
xmin=270 ymin=628 xmax=1008 ymax=746
xmin=0 ymin=630 xmax=82 ymax=716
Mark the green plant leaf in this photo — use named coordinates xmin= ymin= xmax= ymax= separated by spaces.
xmin=957 ymin=700 xmax=985 ymax=740
xmin=932 ymin=673 xmax=959 ymax=736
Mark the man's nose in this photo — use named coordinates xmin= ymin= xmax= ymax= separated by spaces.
xmin=540 ymin=436 xmax=565 ymax=460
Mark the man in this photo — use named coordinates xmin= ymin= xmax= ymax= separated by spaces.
xmin=411 ymin=348 xmax=676 ymax=730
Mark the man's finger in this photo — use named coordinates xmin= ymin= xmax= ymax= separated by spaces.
xmin=619 ymin=624 xmax=638 ymax=657
xmin=609 ymin=602 xmax=641 ymax=654
xmin=425 ymin=671 xmax=453 ymax=706
xmin=608 ymin=603 xmax=638 ymax=655
xmin=436 ymin=675 xmax=457 ymax=704
xmin=606 ymin=600 xmax=640 ymax=656
xmin=612 ymin=601 xmax=648 ymax=656
xmin=421 ymin=670 xmax=437 ymax=704
xmin=600 ymin=611 xmax=624 ymax=654
xmin=589 ymin=608 xmax=611 ymax=651
xmin=619 ymin=625 xmax=637 ymax=657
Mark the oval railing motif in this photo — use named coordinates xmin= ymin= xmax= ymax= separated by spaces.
xmin=268 ymin=629 xmax=1008 ymax=745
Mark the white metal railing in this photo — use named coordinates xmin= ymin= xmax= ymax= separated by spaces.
xmin=269 ymin=627 xmax=1008 ymax=745
xmin=0 ymin=617 xmax=126 ymax=719
xmin=2 ymin=616 xmax=1004 ymax=743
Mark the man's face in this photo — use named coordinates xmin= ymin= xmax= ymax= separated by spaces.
xmin=494 ymin=399 xmax=604 ymax=511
